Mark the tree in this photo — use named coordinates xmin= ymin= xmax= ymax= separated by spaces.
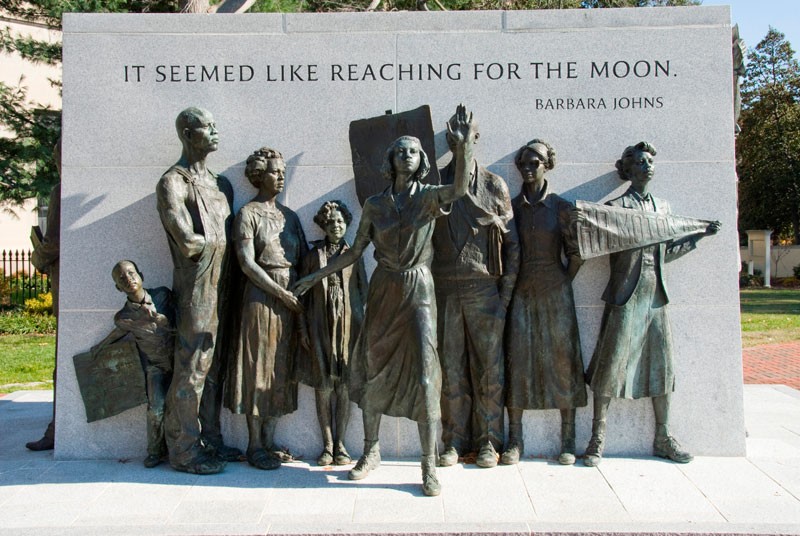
xmin=0 ymin=1 xmax=178 ymax=207
xmin=737 ymin=28 xmax=800 ymax=243
xmin=250 ymin=0 xmax=698 ymax=14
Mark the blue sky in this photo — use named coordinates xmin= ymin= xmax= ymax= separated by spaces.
xmin=703 ymin=0 xmax=800 ymax=54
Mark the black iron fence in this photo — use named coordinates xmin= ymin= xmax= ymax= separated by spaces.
xmin=0 ymin=250 xmax=51 ymax=306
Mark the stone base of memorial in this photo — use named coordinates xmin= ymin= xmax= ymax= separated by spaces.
xmin=56 ymin=6 xmax=743 ymax=461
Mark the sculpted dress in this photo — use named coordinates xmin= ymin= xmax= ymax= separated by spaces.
xmin=227 ymin=201 xmax=308 ymax=418
xmin=586 ymin=187 xmax=698 ymax=399
xmin=506 ymin=183 xmax=587 ymax=410
xmin=349 ymin=182 xmax=448 ymax=423
xmin=299 ymin=240 xmax=367 ymax=392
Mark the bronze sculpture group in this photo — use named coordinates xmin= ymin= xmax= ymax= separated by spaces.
xmin=72 ymin=104 xmax=721 ymax=497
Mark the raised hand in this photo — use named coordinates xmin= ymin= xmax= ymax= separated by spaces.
xmin=445 ymin=103 xmax=477 ymax=149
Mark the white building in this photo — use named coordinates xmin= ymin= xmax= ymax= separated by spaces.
xmin=0 ymin=13 xmax=61 ymax=253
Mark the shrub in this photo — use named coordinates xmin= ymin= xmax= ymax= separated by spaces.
xmin=739 ymin=273 xmax=764 ymax=288
xmin=776 ymin=276 xmax=800 ymax=288
xmin=794 ymin=264 xmax=800 ymax=278
xmin=0 ymin=270 xmax=50 ymax=308
xmin=24 ymin=292 xmax=53 ymax=315
xmin=0 ymin=311 xmax=57 ymax=335
xmin=0 ymin=269 xmax=10 ymax=307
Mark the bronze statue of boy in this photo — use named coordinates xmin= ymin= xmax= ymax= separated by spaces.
xmin=92 ymin=260 xmax=175 ymax=468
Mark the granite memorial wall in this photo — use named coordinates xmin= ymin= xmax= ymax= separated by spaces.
xmin=57 ymin=6 xmax=744 ymax=459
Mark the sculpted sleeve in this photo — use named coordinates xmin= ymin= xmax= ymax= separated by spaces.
xmin=497 ymin=178 xmax=520 ymax=293
xmin=559 ymin=197 xmax=584 ymax=275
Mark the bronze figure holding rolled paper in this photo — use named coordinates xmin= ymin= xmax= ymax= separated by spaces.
xmin=576 ymin=141 xmax=720 ymax=467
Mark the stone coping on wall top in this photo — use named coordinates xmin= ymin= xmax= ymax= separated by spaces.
xmin=63 ymin=6 xmax=730 ymax=35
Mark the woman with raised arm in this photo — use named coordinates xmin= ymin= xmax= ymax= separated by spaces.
xmin=295 ymin=105 xmax=475 ymax=497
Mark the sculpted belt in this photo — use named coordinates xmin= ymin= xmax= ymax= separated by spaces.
xmin=377 ymin=262 xmax=429 ymax=275
xmin=434 ymin=277 xmax=498 ymax=290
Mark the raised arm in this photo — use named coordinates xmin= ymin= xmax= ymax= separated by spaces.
xmin=664 ymin=216 xmax=721 ymax=264
xmin=156 ymin=174 xmax=205 ymax=260
xmin=438 ymin=104 xmax=477 ymax=206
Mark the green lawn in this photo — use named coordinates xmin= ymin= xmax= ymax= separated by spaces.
xmin=0 ymin=334 xmax=55 ymax=394
xmin=740 ymin=288 xmax=800 ymax=347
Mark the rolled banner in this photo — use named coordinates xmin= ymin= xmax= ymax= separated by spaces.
xmin=575 ymin=200 xmax=712 ymax=259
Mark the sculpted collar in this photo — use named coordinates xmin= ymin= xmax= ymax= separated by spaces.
xmin=520 ymin=180 xmax=555 ymax=209
xmin=383 ymin=178 xmax=421 ymax=201
xmin=627 ymin=187 xmax=654 ymax=206
xmin=127 ymin=290 xmax=153 ymax=310
xmin=311 ymin=239 xmax=351 ymax=253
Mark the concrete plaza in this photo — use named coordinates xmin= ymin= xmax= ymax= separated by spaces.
xmin=1 ymin=384 xmax=799 ymax=535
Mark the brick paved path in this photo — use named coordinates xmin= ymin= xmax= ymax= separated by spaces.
xmin=743 ymin=341 xmax=800 ymax=389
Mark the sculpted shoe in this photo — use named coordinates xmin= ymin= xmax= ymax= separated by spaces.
xmin=558 ymin=451 xmax=576 ymax=465
xmin=213 ymin=443 xmax=244 ymax=462
xmin=333 ymin=445 xmax=352 ymax=466
xmin=558 ymin=421 xmax=576 ymax=465
xmin=421 ymin=455 xmax=441 ymax=496
xmin=348 ymin=441 xmax=380 ymax=480
xmin=476 ymin=442 xmax=499 ymax=468
xmin=653 ymin=435 xmax=693 ymax=463
xmin=583 ymin=434 xmax=605 ymax=467
xmin=317 ymin=449 xmax=334 ymax=466
xmin=25 ymin=435 xmax=55 ymax=451
xmin=26 ymin=422 xmax=55 ymax=451
xmin=247 ymin=448 xmax=281 ymax=470
xmin=500 ymin=440 xmax=523 ymax=465
xmin=143 ymin=454 xmax=163 ymax=468
xmin=267 ymin=445 xmax=297 ymax=463
xmin=438 ymin=446 xmax=459 ymax=467
xmin=172 ymin=453 xmax=227 ymax=475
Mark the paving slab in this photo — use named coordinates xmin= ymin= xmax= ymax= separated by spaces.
xmin=598 ymin=457 xmax=724 ymax=523
xmin=518 ymin=459 xmax=630 ymax=523
xmin=439 ymin=463 xmax=535 ymax=523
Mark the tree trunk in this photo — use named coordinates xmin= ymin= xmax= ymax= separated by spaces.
xmin=213 ymin=0 xmax=258 ymax=12
xmin=180 ymin=0 xmax=210 ymax=13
